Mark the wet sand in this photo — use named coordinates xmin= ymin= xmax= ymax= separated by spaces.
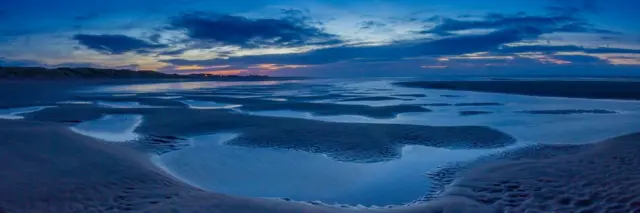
xmin=2 ymin=79 xmax=640 ymax=212
xmin=0 ymin=119 xmax=348 ymax=213
xmin=25 ymin=105 xmax=515 ymax=163
xmin=2 ymin=118 xmax=639 ymax=212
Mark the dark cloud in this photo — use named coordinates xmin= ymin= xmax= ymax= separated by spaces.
xmin=0 ymin=58 xmax=109 ymax=69
xmin=421 ymin=12 xmax=618 ymax=36
xmin=359 ymin=20 xmax=387 ymax=29
xmin=495 ymin=45 xmax=640 ymax=54
xmin=148 ymin=34 xmax=162 ymax=43
xmin=251 ymin=55 xmax=640 ymax=77
xmin=73 ymin=34 xmax=168 ymax=54
xmin=554 ymin=22 xmax=621 ymax=34
xmin=161 ymin=27 xmax=540 ymax=67
xmin=166 ymin=12 xmax=342 ymax=48
xmin=279 ymin=8 xmax=320 ymax=26
xmin=158 ymin=49 xmax=189 ymax=56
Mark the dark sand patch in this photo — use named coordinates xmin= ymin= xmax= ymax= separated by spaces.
xmin=454 ymin=102 xmax=504 ymax=106
xmin=519 ymin=109 xmax=617 ymax=115
xmin=421 ymin=103 xmax=503 ymax=107
xmin=459 ymin=111 xmax=493 ymax=116
xmin=423 ymin=103 xmax=454 ymax=107
xmin=26 ymin=105 xmax=516 ymax=163
xmin=275 ymin=94 xmax=360 ymax=101
xmin=367 ymin=88 xmax=394 ymax=92
xmin=134 ymin=134 xmax=191 ymax=155
xmin=339 ymin=96 xmax=408 ymax=102
xmin=178 ymin=91 xmax=270 ymax=97
xmin=440 ymin=95 xmax=464 ymax=98
xmin=395 ymin=94 xmax=427 ymax=98
xmin=179 ymin=95 xmax=429 ymax=119
xmin=243 ymin=103 xmax=428 ymax=119
xmin=396 ymin=80 xmax=640 ymax=100
xmin=73 ymin=95 xmax=189 ymax=108
xmin=0 ymin=81 xmax=82 ymax=107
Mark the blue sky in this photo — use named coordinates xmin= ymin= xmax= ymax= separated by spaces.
xmin=1 ymin=0 xmax=639 ymax=76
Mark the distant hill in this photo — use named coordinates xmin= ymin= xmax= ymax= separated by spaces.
xmin=0 ymin=66 xmax=286 ymax=80
xmin=0 ymin=67 xmax=185 ymax=79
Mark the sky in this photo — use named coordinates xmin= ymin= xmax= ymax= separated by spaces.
xmin=1 ymin=0 xmax=640 ymax=77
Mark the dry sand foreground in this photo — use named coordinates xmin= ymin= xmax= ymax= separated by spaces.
xmin=1 ymin=119 xmax=639 ymax=212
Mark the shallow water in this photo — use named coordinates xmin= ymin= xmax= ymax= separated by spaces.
xmin=247 ymin=80 xmax=640 ymax=145
xmin=0 ymin=106 xmax=54 ymax=119
xmin=95 ymin=80 xmax=299 ymax=93
xmin=155 ymin=133 xmax=524 ymax=206
xmin=180 ymin=100 xmax=243 ymax=109
xmin=67 ymin=78 xmax=640 ymax=206
xmin=96 ymin=101 xmax=148 ymax=108
xmin=56 ymin=101 xmax=93 ymax=104
xmin=70 ymin=114 xmax=142 ymax=142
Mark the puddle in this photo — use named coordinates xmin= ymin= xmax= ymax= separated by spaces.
xmin=0 ymin=106 xmax=54 ymax=119
xmin=181 ymin=100 xmax=242 ymax=109
xmin=57 ymin=101 xmax=93 ymax=104
xmin=153 ymin=96 xmax=182 ymax=100
xmin=96 ymin=101 xmax=150 ymax=108
xmin=70 ymin=114 xmax=142 ymax=142
xmin=154 ymin=133 xmax=522 ymax=206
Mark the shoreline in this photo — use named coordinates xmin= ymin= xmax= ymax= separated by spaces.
xmin=395 ymin=80 xmax=640 ymax=101
xmin=2 ymin=79 xmax=640 ymax=212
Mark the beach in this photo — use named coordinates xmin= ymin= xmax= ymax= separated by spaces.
xmin=2 ymin=78 xmax=640 ymax=212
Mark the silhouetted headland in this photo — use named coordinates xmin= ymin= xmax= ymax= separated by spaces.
xmin=0 ymin=66 xmax=304 ymax=81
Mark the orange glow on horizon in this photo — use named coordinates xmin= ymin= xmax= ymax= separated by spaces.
xmin=175 ymin=65 xmax=232 ymax=70
xmin=202 ymin=69 xmax=248 ymax=75
xmin=608 ymin=58 xmax=640 ymax=65
xmin=248 ymin=64 xmax=309 ymax=70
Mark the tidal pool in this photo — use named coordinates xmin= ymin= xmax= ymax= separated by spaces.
xmin=96 ymin=101 xmax=150 ymax=108
xmin=0 ymin=106 xmax=54 ymax=119
xmin=181 ymin=100 xmax=242 ymax=109
xmin=70 ymin=114 xmax=142 ymax=142
xmin=154 ymin=133 xmax=522 ymax=206
xmin=81 ymin=78 xmax=640 ymax=207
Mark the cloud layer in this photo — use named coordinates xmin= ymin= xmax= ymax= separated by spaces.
xmin=73 ymin=34 xmax=167 ymax=54
xmin=167 ymin=12 xmax=341 ymax=48
xmin=1 ymin=0 xmax=639 ymax=76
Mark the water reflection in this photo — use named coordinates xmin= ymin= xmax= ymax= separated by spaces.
xmin=96 ymin=101 xmax=151 ymax=108
xmin=155 ymin=133 xmax=523 ymax=206
xmin=96 ymin=80 xmax=299 ymax=93
xmin=181 ymin=100 xmax=243 ymax=109
xmin=0 ymin=106 xmax=54 ymax=119
xmin=70 ymin=114 xmax=142 ymax=142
